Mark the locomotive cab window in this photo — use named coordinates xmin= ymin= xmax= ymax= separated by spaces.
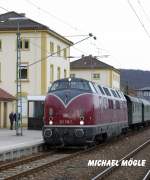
xmin=49 ymin=78 xmax=91 ymax=92
xmin=70 ymin=80 xmax=91 ymax=91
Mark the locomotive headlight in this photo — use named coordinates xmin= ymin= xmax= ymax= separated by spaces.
xmin=49 ymin=120 xmax=53 ymax=125
xmin=80 ymin=120 xmax=84 ymax=125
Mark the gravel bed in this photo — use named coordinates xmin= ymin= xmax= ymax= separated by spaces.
xmin=106 ymin=144 xmax=150 ymax=180
xmin=21 ymin=128 xmax=150 ymax=180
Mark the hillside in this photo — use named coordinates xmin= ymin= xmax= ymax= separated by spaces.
xmin=120 ymin=69 xmax=150 ymax=89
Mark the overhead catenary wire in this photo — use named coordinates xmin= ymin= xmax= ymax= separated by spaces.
xmin=24 ymin=0 xmax=78 ymax=31
xmin=24 ymin=0 xmax=108 ymax=54
xmin=127 ymin=0 xmax=150 ymax=39
xmin=27 ymin=33 xmax=96 ymax=68
xmin=0 ymin=6 xmax=9 ymax=12
xmin=0 ymin=4 xmax=110 ymax=63
xmin=137 ymin=0 xmax=150 ymax=24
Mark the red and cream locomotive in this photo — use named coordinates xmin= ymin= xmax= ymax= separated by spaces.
xmin=42 ymin=77 xmax=128 ymax=146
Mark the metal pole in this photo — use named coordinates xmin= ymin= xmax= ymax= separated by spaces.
xmin=16 ymin=21 xmax=23 ymax=136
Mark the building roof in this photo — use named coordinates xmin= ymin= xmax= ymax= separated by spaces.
xmin=70 ymin=55 xmax=120 ymax=73
xmin=0 ymin=11 xmax=73 ymax=45
xmin=0 ymin=88 xmax=16 ymax=101
xmin=136 ymin=87 xmax=150 ymax=91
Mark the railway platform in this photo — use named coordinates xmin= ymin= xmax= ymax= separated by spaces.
xmin=0 ymin=129 xmax=44 ymax=161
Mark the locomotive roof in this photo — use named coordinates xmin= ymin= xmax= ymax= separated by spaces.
xmin=54 ymin=77 xmax=89 ymax=82
xmin=125 ymin=95 xmax=142 ymax=103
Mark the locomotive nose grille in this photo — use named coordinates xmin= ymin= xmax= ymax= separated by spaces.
xmin=44 ymin=129 xmax=52 ymax=137
xmin=74 ymin=129 xmax=84 ymax=138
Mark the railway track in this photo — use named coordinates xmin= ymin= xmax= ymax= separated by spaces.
xmin=0 ymin=146 xmax=97 ymax=180
xmin=142 ymin=170 xmax=150 ymax=180
xmin=1 ymin=127 xmax=150 ymax=180
xmin=91 ymin=138 xmax=150 ymax=180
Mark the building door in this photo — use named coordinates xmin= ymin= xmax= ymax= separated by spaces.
xmin=3 ymin=102 xmax=7 ymax=128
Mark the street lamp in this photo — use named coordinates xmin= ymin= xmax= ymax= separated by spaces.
xmin=8 ymin=17 xmax=28 ymax=136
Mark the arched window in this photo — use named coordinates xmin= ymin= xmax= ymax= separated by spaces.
xmin=64 ymin=69 xmax=67 ymax=78
xmin=57 ymin=67 xmax=61 ymax=79
xmin=50 ymin=64 xmax=54 ymax=82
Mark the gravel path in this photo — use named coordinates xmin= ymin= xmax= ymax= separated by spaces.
xmin=21 ymin=128 xmax=150 ymax=180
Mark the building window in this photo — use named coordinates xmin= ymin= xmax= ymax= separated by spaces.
xmin=70 ymin=74 xmax=75 ymax=78
xmin=50 ymin=64 xmax=54 ymax=82
xmin=57 ymin=67 xmax=61 ymax=79
xmin=17 ymin=39 xmax=30 ymax=50
xmin=24 ymin=40 xmax=29 ymax=49
xmin=63 ymin=48 xmax=67 ymax=59
xmin=19 ymin=63 xmax=28 ymax=80
xmin=64 ymin=69 xmax=67 ymax=78
xmin=57 ymin=45 xmax=61 ymax=57
xmin=0 ymin=40 xmax=2 ymax=50
xmin=50 ymin=42 xmax=54 ymax=54
xmin=92 ymin=73 xmax=100 ymax=79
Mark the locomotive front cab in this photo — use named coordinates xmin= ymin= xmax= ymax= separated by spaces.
xmin=43 ymin=78 xmax=97 ymax=146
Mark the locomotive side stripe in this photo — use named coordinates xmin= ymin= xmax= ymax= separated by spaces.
xmin=44 ymin=121 xmax=128 ymax=128
xmin=48 ymin=92 xmax=97 ymax=108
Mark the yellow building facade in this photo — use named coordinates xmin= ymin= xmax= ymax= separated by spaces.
xmin=70 ymin=55 xmax=120 ymax=89
xmin=0 ymin=11 xmax=72 ymax=127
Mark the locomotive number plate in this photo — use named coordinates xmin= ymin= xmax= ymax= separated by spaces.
xmin=60 ymin=119 xmax=72 ymax=124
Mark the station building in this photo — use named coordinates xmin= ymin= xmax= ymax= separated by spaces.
xmin=136 ymin=87 xmax=150 ymax=101
xmin=0 ymin=88 xmax=16 ymax=128
xmin=70 ymin=55 xmax=120 ymax=89
xmin=0 ymin=11 xmax=73 ymax=127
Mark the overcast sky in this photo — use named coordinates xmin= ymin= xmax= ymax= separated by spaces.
xmin=0 ymin=0 xmax=150 ymax=70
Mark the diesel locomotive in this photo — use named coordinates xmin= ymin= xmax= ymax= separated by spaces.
xmin=42 ymin=78 xmax=150 ymax=146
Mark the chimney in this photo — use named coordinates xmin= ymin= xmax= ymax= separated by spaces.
xmin=81 ymin=54 xmax=84 ymax=59
xmin=19 ymin=13 xmax=26 ymax=17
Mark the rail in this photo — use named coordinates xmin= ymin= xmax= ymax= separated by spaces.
xmin=91 ymin=138 xmax=150 ymax=180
